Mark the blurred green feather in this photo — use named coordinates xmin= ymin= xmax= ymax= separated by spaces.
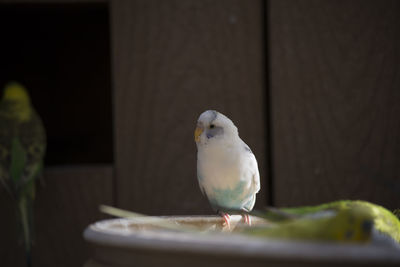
xmin=246 ymin=200 xmax=400 ymax=244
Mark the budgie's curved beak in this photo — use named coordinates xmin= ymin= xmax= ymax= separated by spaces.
xmin=194 ymin=124 xmax=204 ymax=142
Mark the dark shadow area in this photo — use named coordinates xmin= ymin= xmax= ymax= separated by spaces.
xmin=261 ymin=0 xmax=274 ymax=206
xmin=0 ymin=3 xmax=113 ymax=165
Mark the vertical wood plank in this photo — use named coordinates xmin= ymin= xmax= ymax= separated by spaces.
xmin=269 ymin=0 xmax=400 ymax=209
xmin=0 ymin=0 xmax=106 ymax=2
xmin=0 ymin=166 xmax=113 ymax=267
xmin=112 ymin=0 xmax=267 ymax=215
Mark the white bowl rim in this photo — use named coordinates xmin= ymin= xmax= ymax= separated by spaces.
xmin=83 ymin=216 xmax=400 ymax=263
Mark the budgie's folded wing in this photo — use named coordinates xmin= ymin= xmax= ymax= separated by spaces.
xmin=0 ymin=126 xmax=12 ymax=195
xmin=10 ymin=137 xmax=27 ymax=185
xmin=19 ymin=113 xmax=46 ymax=185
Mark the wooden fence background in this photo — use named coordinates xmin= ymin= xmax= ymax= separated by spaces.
xmin=0 ymin=0 xmax=399 ymax=266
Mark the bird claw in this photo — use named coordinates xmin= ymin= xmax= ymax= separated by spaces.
xmin=220 ymin=212 xmax=231 ymax=229
xmin=243 ymin=214 xmax=252 ymax=226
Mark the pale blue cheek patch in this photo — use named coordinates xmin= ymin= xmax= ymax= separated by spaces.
xmin=209 ymin=180 xmax=250 ymax=210
xmin=206 ymin=127 xmax=224 ymax=139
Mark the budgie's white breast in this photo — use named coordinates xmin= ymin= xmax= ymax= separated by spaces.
xmin=197 ymin=137 xmax=259 ymax=212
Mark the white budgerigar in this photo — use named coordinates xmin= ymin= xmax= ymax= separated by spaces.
xmin=195 ymin=110 xmax=260 ymax=228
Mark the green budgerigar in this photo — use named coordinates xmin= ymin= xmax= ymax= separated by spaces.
xmin=0 ymin=82 xmax=46 ymax=266
xmin=245 ymin=200 xmax=400 ymax=245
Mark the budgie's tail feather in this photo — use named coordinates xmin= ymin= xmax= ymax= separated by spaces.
xmin=18 ymin=196 xmax=34 ymax=267
xmin=26 ymin=252 xmax=32 ymax=267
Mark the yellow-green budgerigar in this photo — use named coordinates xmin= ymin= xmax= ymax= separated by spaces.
xmin=0 ymin=82 xmax=46 ymax=267
xmin=245 ymin=200 xmax=400 ymax=245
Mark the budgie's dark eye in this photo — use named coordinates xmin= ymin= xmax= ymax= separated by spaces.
xmin=210 ymin=124 xmax=215 ymax=129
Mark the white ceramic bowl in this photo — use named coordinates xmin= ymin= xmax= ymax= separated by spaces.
xmin=83 ymin=216 xmax=400 ymax=267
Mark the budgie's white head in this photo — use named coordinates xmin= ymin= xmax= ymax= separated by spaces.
xmin=194 ymin=110 xmax=238 ymax=147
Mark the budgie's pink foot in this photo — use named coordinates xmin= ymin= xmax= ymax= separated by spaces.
xmin=243 ymin=213 xmax=251 ymax=226
xmin=220 ymin=212 xmax=231 ymax=229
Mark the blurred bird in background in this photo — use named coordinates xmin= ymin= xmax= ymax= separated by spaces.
xmin=195 ymin=110 xmax=260 ymax=228
xmin=0 ymin=82 xmax=46 ymax=267
xmin=246 ymin=200 xmax=400 ymax=245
